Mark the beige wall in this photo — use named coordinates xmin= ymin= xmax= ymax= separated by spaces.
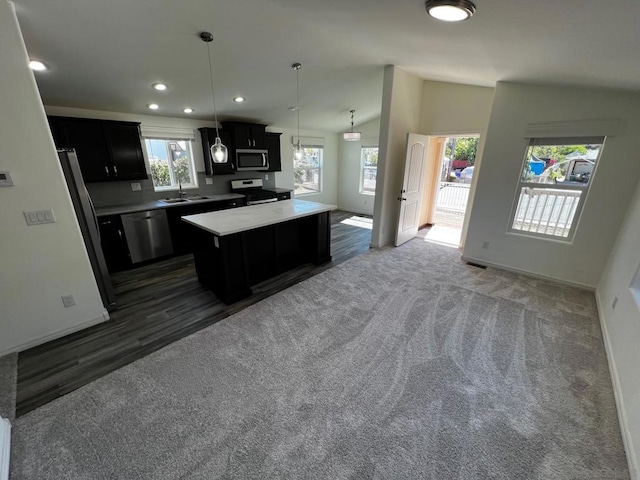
xmin=371 ymin=66 xmax=424 ymax=247
xmin=0 ymin=1 xmax=106 ymax=355
xmin=463 ymin=82 xmax=640 ymax=288
xmin=597 ymin=181 xmax=640 ymax=478
xmin=337 ymin=117 xmax=380 ymax=215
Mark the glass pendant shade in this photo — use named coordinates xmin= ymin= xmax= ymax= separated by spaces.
xmin=211 ymin=137 xmax=228 ymax=164
xmin=293 ymin=141 xmax=303 ymax=161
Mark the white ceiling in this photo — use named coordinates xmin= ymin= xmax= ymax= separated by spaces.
xmin=14 ymin=0 xmax=640 ymax=132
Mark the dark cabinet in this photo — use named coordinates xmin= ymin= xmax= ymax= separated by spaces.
xmin=224 ymin=122 xmax=267 ymax=149
xmin=166 ymin=198 xmax=246 ymax=254
xmin=98 ymin=215 xmax=131 ymax=273
xmin=199 ymin=128 xmax=234 ymax=176
xmin=48 ymin=116 xmax=147 ymax=182
xmin=265 ymin=132 xmax=282 ymax=172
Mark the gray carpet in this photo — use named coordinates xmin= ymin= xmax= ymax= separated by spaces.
xmin=10 ymin=239 xmax=629 ymax=479
xmin=0 ymin=353 xmax=17 ymax=421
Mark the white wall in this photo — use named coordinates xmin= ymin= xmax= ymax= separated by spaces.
xmin=463 ymin=82 xmax=640 ymax=288
xmin=597 ymin=181 xmax=640 ymax=479
xmin=273 ymin=127 xmax=339 ymax=206
xmin=419 ymin=80 xmax=494 ymax=135
xmin=371 ymin=66 xmax=424 ymax=247
xmin=0 ymin=1 xmax=106 ymax=355
xmin=337 ymin=117 xmax=380 ymax=215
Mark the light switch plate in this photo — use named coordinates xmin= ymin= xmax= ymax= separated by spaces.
xmin=0 ymin=171 xmax=14 ymax=187
xmin=61 ymin=294 xmax=76 ymax=308
xmin=131 ymin=182 xmax=142 ymax=191
xmin=24 ymin=209 xmax=55 ymax=226
xmin=205 ymin=177 xmax=213 ymax=185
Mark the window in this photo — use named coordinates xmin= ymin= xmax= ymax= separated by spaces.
xmin=294 ymin=146 xmax=322 ymax=195
xmin=509 ymin=136 xmax=604 ymax=240
xmin=360 ymin=146 xmax=378 ymax=194
xmin=144 ymin=139 xmax=197 ymax=191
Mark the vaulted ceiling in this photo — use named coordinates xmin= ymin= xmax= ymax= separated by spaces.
xmin=14 ymin=0 xmax=640 ymax=132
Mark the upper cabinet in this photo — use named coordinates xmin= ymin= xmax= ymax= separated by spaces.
xmin=48 ymin=116 xmax=147 ymax=182
xmin=265 ymin=132 xmax=282 ymax=172
xmin=223 ymin=122 xmax=266 ymax=150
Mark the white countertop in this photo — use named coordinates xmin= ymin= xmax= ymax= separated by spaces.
xmin=182 ymin=199 xmax=337 ymax=236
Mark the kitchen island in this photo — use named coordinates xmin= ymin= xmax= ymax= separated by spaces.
xmin=182 ymin=199 xmax=337 ymax=304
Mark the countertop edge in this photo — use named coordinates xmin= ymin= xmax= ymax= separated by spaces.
xmin=95 ymin=193 xmax=246 ymax=217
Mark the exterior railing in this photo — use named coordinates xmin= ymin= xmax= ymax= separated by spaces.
xmin=511 ymin=187 xmax=582 ymax=238
xmin=436 ymin=182 xmax=470 ymax=212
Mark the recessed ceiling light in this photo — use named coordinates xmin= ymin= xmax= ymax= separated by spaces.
xmin=233 ymin=96 xmax=245 ymax=103
xmin=183 ymin=107 xmax=194 ymax=114
xmin=147 ymin=103 xmax=159 ymax=110
xmin=152 ymin=82 xmax=168 ymax=91
xmin=28 ymin=60 xmax=47 ymax=71
xmin=425 ymin=0 xmax=476 ymax=22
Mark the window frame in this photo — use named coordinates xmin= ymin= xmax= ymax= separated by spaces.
xmin=293 ymin=145 xmax=323 ymax=196
xmin=144 ymin=137 xmax=198 ymax=192
xmin=507 ymin=136 xmax=605 ymax=242
xmin=359 ymin=145 xmax=378 ymax=195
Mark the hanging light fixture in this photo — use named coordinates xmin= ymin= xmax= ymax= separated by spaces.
xmin=200 ymin=31 xmax=228 ymax=164
xmin=343 ymin=110 xmax=361 ymax=142
xmin=425 ymin=0 xmax=476 ymax=22
xmin=292 ymin=63 xmax=303 ymax=161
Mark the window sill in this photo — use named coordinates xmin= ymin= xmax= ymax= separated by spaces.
xmin=359 ymin=191 xmax=376 ymax=196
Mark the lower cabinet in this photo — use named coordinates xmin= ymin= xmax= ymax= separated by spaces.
xmin=98 ymin=215 xmax=131 ymax=273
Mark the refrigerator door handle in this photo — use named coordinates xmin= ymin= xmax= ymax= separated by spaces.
xmin=87 ymin=193 xmax=101 ymax=244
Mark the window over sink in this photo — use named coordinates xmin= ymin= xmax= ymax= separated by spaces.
xmin=144 ymin=138 xmax=198 ymax=191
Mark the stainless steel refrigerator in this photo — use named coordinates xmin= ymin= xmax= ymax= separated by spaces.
xmin=58 ymin=149 xmax=116 ymax=311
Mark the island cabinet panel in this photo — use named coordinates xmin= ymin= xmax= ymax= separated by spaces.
xmin=189 ymin=209 xmax=332 ymax=305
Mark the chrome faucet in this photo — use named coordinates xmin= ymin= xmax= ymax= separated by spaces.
xmin=178 ymin=179 xmax=186 ymax=198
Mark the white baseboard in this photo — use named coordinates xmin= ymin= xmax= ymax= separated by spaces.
xmin=0 ymin=417 xmax=10 ymax=480
xmin=0 ymin=311 xmax=109 ymax=357
xmin=336 ymin=206 xmax=374 ymax=217
xmin=461 ymin=255 xmax=596 ymax=291
xmin=596 ymin=291 xmax=638 ymax=480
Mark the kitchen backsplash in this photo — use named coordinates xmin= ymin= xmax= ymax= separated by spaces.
xmin=87 ymin=171 xmax=277 ymax=207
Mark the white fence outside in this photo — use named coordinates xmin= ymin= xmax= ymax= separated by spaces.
xmin=437 ymin=182 xmax=470 ymax=213
xmin=511 ymin=187 xmax=582 ymax=238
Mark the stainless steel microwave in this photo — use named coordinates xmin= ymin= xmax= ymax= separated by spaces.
xmin=236 ymin=149 xmax=269 ymax=171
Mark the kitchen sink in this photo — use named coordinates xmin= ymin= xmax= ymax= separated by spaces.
xmin=160 ymin=198 xmax=189 ymax=204
xmin=185 ymin=196 xmax=210 ymax=201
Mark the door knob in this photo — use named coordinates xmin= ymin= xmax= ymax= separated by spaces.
xmin=397 ymin=197 xmax=407 ymax=201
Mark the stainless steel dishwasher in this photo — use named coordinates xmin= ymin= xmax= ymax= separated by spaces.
xmin=121 ymin=209 xmax=173 ymax=263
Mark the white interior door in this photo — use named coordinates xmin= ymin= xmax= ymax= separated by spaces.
xmin=395 ymin=133 xmax=429 ymax=246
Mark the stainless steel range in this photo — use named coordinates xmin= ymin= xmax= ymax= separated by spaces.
xmin=230 ymin=178 xmax=290 ymax=205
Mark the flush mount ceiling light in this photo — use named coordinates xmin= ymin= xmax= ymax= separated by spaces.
xmin=183 ymin=107 xmax=194 ymax=114
xmin=292 ymin=63 xmax=303 ymax=162
xmin=147 ymin=103 xmax=159 ymax=110
xmin=28 ymin=60 xmax=47 ymax=71
xmin=201 ymin=31 xmax=228 ymax=165
xmin=152 ymin=82 xmax=168 ymax=91
xmin=425 ymin=0 xmax=476 ymax=22
xmin=233 ymin=96 xmax=245 ymax=103
xmin=343 ymin=110 xmax=361 ymax=142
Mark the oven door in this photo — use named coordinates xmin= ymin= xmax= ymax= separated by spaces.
xmin=236 ymin=149 xmax=269 ymax=171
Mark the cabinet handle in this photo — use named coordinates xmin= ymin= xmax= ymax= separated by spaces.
xmin=262 ymin=153 xmax=267 ymax=167
xmin=252 ymin=139 xmax=256 ymax=147
xmin=248 ymin=138 xmax=251 ymax=146
xmin=113 ymin=165 xmax=118 ymax=176
xmin=105 ymin=166 xmax=109 ymax=176
xmin=117 ymin=229 xmax=123 ymax=240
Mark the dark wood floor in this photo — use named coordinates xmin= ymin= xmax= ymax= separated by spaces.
xmin=16 ymin=210 xmax=372 ymax=416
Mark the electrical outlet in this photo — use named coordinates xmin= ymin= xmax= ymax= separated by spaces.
xmin=265 ymin=173 xmax=269 ymax=181
xmin=131 ymin=182 xmax=141 ymax=191
xmin=61 ymin=294 xmax=76 ymax=308
xmin=205 ymin=177 xmax=213 ymax=185
xmin=482 ymin=241 xmax=490 ymax=249
xmin=612 ymin=296 xmax=618 ymax=309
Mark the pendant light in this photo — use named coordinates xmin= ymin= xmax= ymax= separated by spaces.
xmin=343 ymin=110 xmax=361 ymax=142
xmin=200 ymin=31 xmax=228 ymax=164
xmin=292 ymin=63 xmax=303 ymax=161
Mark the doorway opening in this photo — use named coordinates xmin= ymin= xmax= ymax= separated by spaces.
xmin=419 ymin=135 xmax=478 ymax=247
